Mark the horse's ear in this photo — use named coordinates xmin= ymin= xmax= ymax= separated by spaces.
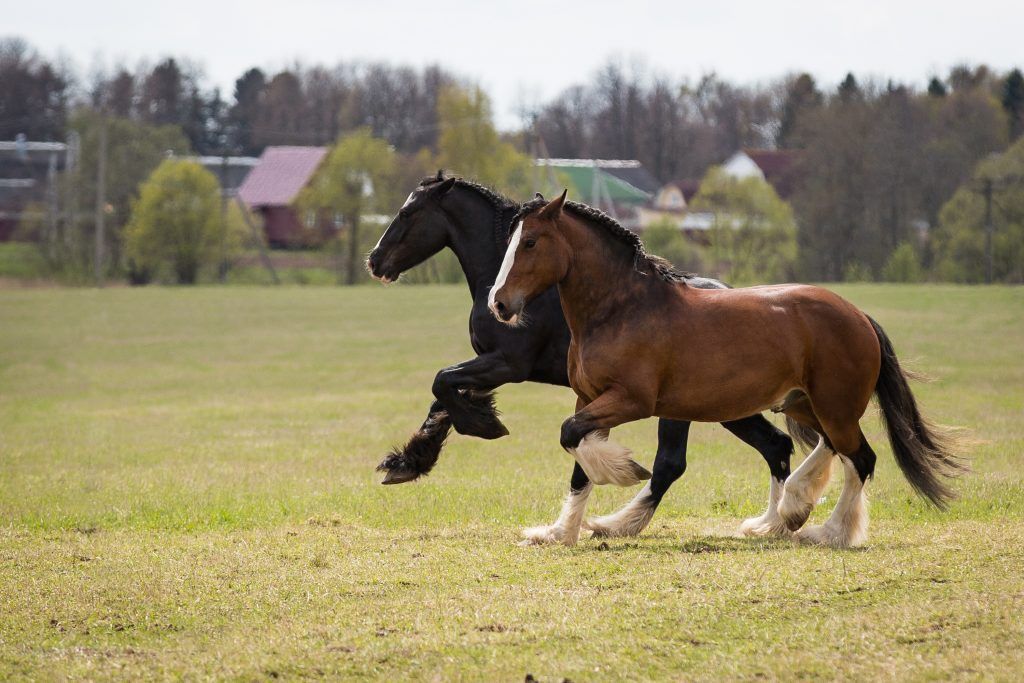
xmin=436 ymin=176 xmax=457 ymax=196
xmin=538 ymin=189 xmax=567 ymax=221
xmin=436 ymin=169 xmax=445 ymax=181
xmin=534 ymin=192 xmax=545 ymax=201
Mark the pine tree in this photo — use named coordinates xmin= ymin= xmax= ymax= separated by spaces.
xmin=777 ymin=73 xmax=822 ymax=148
xmin=837 ymin=73 xmax=861 ymax=103
xmin=1002 ymin=68 xmax=1024 ymax=140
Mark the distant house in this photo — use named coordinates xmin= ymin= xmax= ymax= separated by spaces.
xmin=194 ymin=156 xmax=259 ymax=194
xmin=639 ymin=149 xmax=801 ymax=233
xmin=535 ymin=159 xmax=658 ymax=228
xmin=639 ymin=179 xmax=702 ymax=229
xmin=722 ymin=149 xmax=801 ymax=199
xmin=237 ymin=146 xmax=328 ymax=248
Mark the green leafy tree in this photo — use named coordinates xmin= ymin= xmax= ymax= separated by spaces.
xmin=297 ymin=128 xmax=397 ymax=284
xmin=640 ymin=219 xmax=706 ymax=274
xmin=434 ymin=85 xmax=533 ymax=197
xmin=124 ymin=159 xmax=232 ymax=284
xmin=60 ymin=110 xmax=191 ymax=273
xmin=932 ymin=136 xmax=1024 ymax=283
xmin=882 ymin=242 xmax=923 ymax=282
xmin=690 ymin=167 xmax=798 ymax=283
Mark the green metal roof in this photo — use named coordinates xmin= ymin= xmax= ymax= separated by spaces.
xmin=549 ymin=166 xmax=651 ymax=206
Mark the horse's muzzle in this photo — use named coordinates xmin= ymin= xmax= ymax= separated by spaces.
xmin=489 ymin=297 xmax=523 ymax=325
xmin=366 ymin=251 xmax=395 ymax=284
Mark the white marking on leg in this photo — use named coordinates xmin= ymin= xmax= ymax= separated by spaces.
xmin=487 ymin=221 xmax=522 ymax=317
xmin=778 ymin=436 xmax=834 ymax=530
xmin=797 ymin=455 xmax=868 ymax=548
xmin=583 ymin=482 xmax=657 ymax=537
xmin=569 ymin=431 xmax=651 ymax=487
xmin=739 ymin=477 xmax=792 ymax=537
xmin=520 ymin=483 xmax=593 ymax=546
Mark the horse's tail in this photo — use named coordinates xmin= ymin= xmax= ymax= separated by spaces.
xmin=785 ymin=416 xmax=820 ymax=453
xmin=868 ymin=316 xmax=965 ymax=508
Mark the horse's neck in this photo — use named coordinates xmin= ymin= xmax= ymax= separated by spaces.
xmin=445 ymin=193 xmax=508 ymax=300
xmin=557 ymin=217 xmax=659 ymax=335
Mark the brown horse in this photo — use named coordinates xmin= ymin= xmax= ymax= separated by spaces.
xmin=488 ymin=191 xmax=963 ymax=548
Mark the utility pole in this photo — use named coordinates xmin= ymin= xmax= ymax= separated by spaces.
xmin=235 ymin=196 xmax=279 ymax=285
xmin=219 ymin=153 xmax=229 ymax=282
xmin=65 ymin=131 xmax=80 ymax=256
xmin=982 ymin=178 xmax=994 ymax=285
xmin=94 ymin=114 xmax=108 ymax=287
xmin=45 ymin=151 xmax=58 ymax=262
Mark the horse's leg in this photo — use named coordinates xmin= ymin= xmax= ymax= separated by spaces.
xmin=777 ymin=399 xmax=836 ymax=531
xmin=376 ymin=400 xmax=452 ymax=484
xmin=798 ymin=428 xmax=875 ymax=548
xmin=520 ymin=463 xmax=593 ymax=546
xmin=559 ymin=388 xmax=653 ymax=487
xmin=585 ymin=419 xmax=690 ymax=538
xmin=722 ymin=416 xmax=794 ymax=537
xmin=431 ymin=353 xmax=521 ymax=439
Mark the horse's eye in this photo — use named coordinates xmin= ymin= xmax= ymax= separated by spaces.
xmin=524 ymin=238 xmax=537 ymax=249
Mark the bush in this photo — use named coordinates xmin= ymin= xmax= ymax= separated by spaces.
xmin=843 ymin=261 xmax=874 ymax=282
xmin=125 ymin=159 xmax=243 ymax=284
xmin=641 ymin=219 xmax=707 ymax=274
xmin=882 ymin=242 xmax=923 ymax=282
xmin=690 ymin=168 xmax=798 ymax=284
xmin=0 ymin=243 xmax=49 ymax=280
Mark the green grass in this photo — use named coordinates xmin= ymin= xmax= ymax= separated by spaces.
xmin=1 ymin=284 xmax=1022 ymax=680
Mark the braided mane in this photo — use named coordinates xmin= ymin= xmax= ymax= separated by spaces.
xmin=420 ymin=171 xmax=519 ymax=246
xmin=513 ymin=197 xmax=691 ymax=282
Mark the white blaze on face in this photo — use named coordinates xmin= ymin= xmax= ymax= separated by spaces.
xmin=488 ymin=221 xmax=523 ymax=313
xmin=373 ymin=192 xmax=417 ymax=253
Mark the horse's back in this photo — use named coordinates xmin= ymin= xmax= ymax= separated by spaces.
xmin=684 ymin=282 xmax=881 ymax=378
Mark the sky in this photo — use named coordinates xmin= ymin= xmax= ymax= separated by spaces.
xmin=7 ymin=0 xmax=1024 ymax=129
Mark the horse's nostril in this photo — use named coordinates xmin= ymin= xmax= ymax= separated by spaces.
xmin=495 ymin=301 xmax=506 ymax=312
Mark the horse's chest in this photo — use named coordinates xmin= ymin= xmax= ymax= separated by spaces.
xmin=567 ymin=344 xmax=605 ymax=400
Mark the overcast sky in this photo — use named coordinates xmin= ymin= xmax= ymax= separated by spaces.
xmin=8 ymin=0 xmax=1024 ymax=129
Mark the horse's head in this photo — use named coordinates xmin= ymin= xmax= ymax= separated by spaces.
xmin=488 ymin=190 xmax=571 ymax=326
xmin=366 ymin=172 xmax=457 ymax=283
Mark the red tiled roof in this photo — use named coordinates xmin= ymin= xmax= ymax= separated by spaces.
xmin=668 ymin=179 xmax=702 ymax=203
xmin=743 ymin=148 xmax=802 ymax=198
xmin=238 ymin=146 xmax=327 ymax=207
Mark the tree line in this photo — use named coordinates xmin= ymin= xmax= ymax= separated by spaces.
xmin=2 ymin=36 xmax=1023 ymax=283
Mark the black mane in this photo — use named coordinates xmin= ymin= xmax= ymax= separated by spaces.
xmin=420 ymin=172 xmax=519 ymax=246
xmin=513 ymin=197 xmax=691 ymax=282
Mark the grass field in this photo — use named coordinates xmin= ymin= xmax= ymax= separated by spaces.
xmin=1 ymin=284 xmax=1022 ymax=680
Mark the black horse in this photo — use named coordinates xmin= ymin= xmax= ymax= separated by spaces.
xmin=367 ymin=172 xmax=794 ymax=544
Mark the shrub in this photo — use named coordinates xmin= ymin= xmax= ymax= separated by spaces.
xmin=882 ymin=242 xmax=923 ymax=282
xmin=125 ymin=159 xmax=242 ymax=284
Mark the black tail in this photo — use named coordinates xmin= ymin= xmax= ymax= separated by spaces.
xmin=869 ymin=316 xmax=965 ymax=508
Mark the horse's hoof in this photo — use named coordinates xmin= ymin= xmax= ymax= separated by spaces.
xmin=452 ymin=416 xmax=509 ymax=440
xmin=738 ymin=514 xmax=792 ymax=538
xmin=476 ymin=421 xmax=510 ymax=440
xmin=380 ymin=468 xmax=420 ymax=485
